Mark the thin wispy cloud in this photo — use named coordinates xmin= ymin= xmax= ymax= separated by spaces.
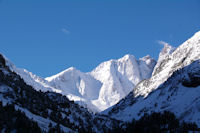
xmin=157 ymin=40 xmax=176 ymax=53
xmin=157 ymin=40 xmax=170 ymax=46
xmin=61 ymin=28 xmax=70 ymax=35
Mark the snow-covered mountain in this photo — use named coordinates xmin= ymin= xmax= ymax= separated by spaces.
xmin=1 ymin=30 xmax=200 ymax=131
xmin=3 ymin=51 xmax=196 ymax=132
xmin=3 ymin=52 xmax=156 ymax=112
xmin=103 ymin=31 xmax=200 ymax=126
xmin=89 ymin=54 xmax=156 ymax=111
xmin=0 ymin=54 xmax=123 ymax=132
xmin=46 ymin=54 xmax=156 ymax=111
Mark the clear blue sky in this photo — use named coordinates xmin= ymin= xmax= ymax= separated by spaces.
xmin=0 ymin=0 xmax=200 ymax=77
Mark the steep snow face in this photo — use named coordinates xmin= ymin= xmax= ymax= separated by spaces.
xmin=90 ymin=54 xmax=156 ymax=111
xmin=135 ymin=31 xmax=200 ymax=97
xmin=104 ymin=60 xmax=200 ymax=126
xmin=46 ymin=54 xmax=156 ymax=111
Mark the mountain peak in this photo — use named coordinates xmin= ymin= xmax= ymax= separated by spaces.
xmin=139 ymin=55 xmax=155 ymax=64
xmin=66 ymin=67 xmax=77 ymax=72
xmin=159 ymin=41 xmax=176 ymax=57
xmin=119 ymin=54 xmax=135 ymax=61
xmin=45 ymin=67 xmax=81 ymax=82
xmin=140 ymin=55 xmax=151 ymax=60
xmin=123 ymin=54 xmax=134 ymax=59
xmin=152 ymin=42 xmax=175 ymax=76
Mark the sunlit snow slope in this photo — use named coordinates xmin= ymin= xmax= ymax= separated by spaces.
xmin=104 ymin=31 xmax=200 ymax=126
xmin=135 ymin=31 xmax=200 ymax=97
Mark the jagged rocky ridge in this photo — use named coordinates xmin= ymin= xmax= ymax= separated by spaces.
xmin=103 ymin=31 xmax=200 ymax=126
xmin=135 ymin=31 xmax=200 ymax=97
